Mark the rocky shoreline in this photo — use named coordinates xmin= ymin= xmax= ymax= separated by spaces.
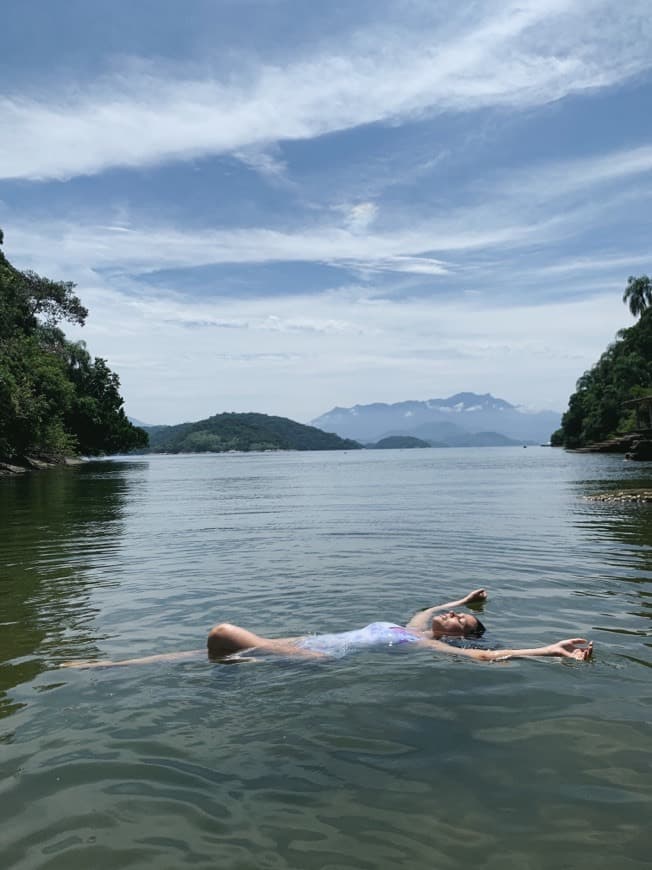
xmin=0 ymin=456 xmax=84 ymax=476
xmin=584 ymin=489 xmax=652 ymax=504
xmin=571 ymin=433 xmax=652 ymax=460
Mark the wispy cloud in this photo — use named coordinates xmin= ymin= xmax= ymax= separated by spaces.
xmin=344 ymin=256 xmax=449 ymax=277
xmin=344 ymin=202 xmax=378 ymax=233
xmin=3 ymin=213 xmax=536 ymax=278
xmin=4 ymin=138 xmax=650 ymax=284
xmin=499 ymin=145 xmax=652 ymax=200
xmin=232 ymin=144 xmax=290 ymax=183
xmin=540 ymin=253 xmax=652 ymax=275
xmin=2 ymin=0 xmax=650 ymax=181
xmin=63 ymin=274 xmax=625 ymax=422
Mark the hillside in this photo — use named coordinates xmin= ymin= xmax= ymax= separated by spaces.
xmin=382 ymin=421 xmax=529 ymax=447
xmin=0 ymin=231 xmax=147 ymax=463
xmin=143 ymin=412 xmax=361 ymax=453
xmin=552 ymin=308 xmax=652 ymax=448
xmin=371 ymin=436 xmax=431 ymax=449
xmin=312 ymin=392 xmax=559 ymax=443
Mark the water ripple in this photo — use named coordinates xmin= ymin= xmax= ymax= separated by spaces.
xmin=1 ymin=450 xmax=651 ymax=869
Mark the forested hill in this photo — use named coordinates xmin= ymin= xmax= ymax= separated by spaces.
xmin=143 ymin=413 xmax=361 ymax=453
xmin=552 ymin=305 xmax=652 ymax=448
xmin=0 ymin=231 xmax=147 ymax=464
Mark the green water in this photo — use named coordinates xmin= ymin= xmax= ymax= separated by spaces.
xmin=1 ymin=449 xmax=651 ymax=869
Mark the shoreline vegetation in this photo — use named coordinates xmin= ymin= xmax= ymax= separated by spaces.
xmin=551 ymin=277 xmax=652 ymax=457
xmin=0 ymin=230 xmax=148 ymax=468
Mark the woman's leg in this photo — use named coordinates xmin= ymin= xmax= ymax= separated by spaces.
xmin=206 ymin=623 xmax=323 ymax=659
xmin=207 ymin=622 xmax=271 ymax=657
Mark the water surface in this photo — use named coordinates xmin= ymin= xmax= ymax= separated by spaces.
xmin=1 ymin=448 xmax=651 ymax=869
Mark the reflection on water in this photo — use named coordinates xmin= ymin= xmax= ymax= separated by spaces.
xmin=0 ymin=462 xmax=140 ymax=716
xmin=571 ymin=464 xmax=652 ymax=675
xmin=1 ymin=448 xmax=651 ymax=870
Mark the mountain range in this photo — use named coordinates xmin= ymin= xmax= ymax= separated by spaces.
xmin=311 ymin=393 xmax=561 ymax=444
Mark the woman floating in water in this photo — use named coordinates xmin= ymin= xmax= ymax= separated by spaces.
xmin=62 ymin=588 xmax=593 ymax=668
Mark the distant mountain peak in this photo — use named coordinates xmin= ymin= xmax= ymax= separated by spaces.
xmin=312 ymin=392 xmax=560 ymax=443
xmin=430 ymin=392 xmax=515 ymax=412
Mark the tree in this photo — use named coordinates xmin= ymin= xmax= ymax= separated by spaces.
xmin=623 ymin=274 xmax=652 ymax=318
xmin=553 ymin=307 xmax=652 ymax=447
xmin=64 ymin=343 xmax=148 ymax=454
xmin=0 ymin=230 xmax=147 ymax=460
xmin=0 ymin=240 xmax=87 ymax=338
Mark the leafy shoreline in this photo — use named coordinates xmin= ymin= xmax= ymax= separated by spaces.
xmin=1 ymin=231 xmax=147 ymax=462
xmin=552 ymin=294 xmax=652 ymax=450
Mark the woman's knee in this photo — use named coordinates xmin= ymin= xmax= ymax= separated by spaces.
xmin=207 ymin=622 xmax=248 ymax=656
xmin=209 ymin=622 xmax=236 ymax=637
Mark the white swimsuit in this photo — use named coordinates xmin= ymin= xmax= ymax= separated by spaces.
xmin=296 ymin=622 xmax=420 ymax=658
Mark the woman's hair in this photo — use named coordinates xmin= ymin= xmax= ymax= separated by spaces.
xmin=468 ymin=617 xmax=486 ymax=637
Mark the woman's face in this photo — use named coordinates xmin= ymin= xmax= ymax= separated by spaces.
xmin=432 ymin=610 xmax=480 ymax=637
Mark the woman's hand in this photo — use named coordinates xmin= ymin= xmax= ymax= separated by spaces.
xmin=463 ymin=588 xmax=487 ymax=605
xmin=547 ymin=638 xmax=593 ymax=660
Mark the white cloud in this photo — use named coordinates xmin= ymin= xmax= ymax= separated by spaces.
xmin=499 ymin=145 xmax=652 ymax=201
xmin=4 ymin=131 xmax=650 ymax=285
xmin=2 ymin=211 xmax=537 ymax=279
xmin=540 ymin=253 xmax=652 ymax=275
xmin=61 ymin=276 xmax=624 ymax=423
xmin=7 ymin=139 xmax=649 ymax=282
xmin=232 ymin=145 xmax=290 ymax=182
xmin=345 ymin=202 xmax=378 ymax=233
xmin=2 ymin=0 xmax=650 ymax=181
xmin=340 ymin=256 xmax=449 ymax=277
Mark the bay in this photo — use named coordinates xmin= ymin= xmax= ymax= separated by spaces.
xmin=1 ymin=447 xmax=651 ymax=870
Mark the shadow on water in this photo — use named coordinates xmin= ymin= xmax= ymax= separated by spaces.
xmin=0 ymin=461 xmax=139 ymax=718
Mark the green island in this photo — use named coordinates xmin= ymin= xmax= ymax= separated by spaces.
xmin=142 ymin=413 xmax=360 ymax=453
xmin=552 ymin=275 xmax=652 ymax=459
xmin=371 ymin=436 xmax=432 ymax=449
xmin=0 ymin=231 xmax=147 ymax=471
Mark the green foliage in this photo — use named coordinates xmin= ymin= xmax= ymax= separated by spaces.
xmin=144 ymin=412 xmax=361 ymax=453
xmin=555 ymin=307 xmax=652 ymax=448
xmin=64 ymin=344 xmax=148 ymax=454
xmin=0 ymin=231 xmax=147 ymax=460
xmin=623 ymin=274 xmax=652 ymax=318
xmin=0 ymin=243 xmax=88 ymax=338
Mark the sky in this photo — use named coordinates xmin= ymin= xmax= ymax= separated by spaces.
xmin=2 ymin=0 xmax=652 ymax=425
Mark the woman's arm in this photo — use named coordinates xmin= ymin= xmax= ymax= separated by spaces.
xmin=406 ymin=588 xmax=487 ymax=631
xmin=420 ymin=637 xmax=593 ymax=662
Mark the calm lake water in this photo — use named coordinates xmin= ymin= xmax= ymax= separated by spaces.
xmin=1 ymin=447 xmax=651 ymax=870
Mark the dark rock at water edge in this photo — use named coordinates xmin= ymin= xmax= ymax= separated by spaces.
xmin=571 ymin=433 xmax=652 ymax=460
xmin=0 ymin=456 xmax=83 ymax=476
xmin=585 ymin=489 xmax=652 ymax=503
xmin=625 ymin=439 xmax=652 ymax=461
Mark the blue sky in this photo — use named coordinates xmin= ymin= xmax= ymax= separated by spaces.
xmin=2 ymin=0 xmax=652 ymax=424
